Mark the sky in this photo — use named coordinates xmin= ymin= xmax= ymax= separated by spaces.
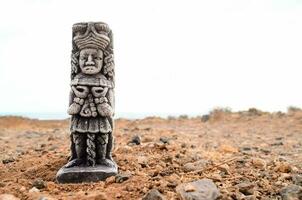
xmin=0 ymin=0 xmax=302 ymax=118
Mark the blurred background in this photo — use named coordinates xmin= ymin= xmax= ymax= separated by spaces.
xmin=0 ymin=0 xmax=302 ymax=119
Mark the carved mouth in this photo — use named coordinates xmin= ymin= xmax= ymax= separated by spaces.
xmin=84 ymin=66 xmax=96 ymax=70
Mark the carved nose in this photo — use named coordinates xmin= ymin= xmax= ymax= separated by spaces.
xmin=86 ymin=54 xmax=95 ymax=65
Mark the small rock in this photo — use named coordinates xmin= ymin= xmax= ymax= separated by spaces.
xmin=176 ymin=179 xmax=220 ymax=200
xmin=2 ymin=157 xmax=15 ymax=164
xmin=137 ymin=156 xmax=149 ymax=167
xmin=236 ymin=182 xmax=255 ymax=195
xmin=159 ymin=137 xmax=170 ymax=144
xmin=183 ymin=160 xmax=208 ymax=172
xmin=32 ymin=178 xmax=46 ymax=189
xmin=279 ymin=184 xmax=302 ymax=200
xmin=293 ymin=174 xmax=302 ymax=186
xmin=0 ymin=194 xmax=20 ymax=200
xmin=217 ymin=164 xmax=230 ymax=175
xmin=274 ymin=162 xmax=292 ymax=173
xmin=129 ymin=135 xmax=141 ymax=145
xmin=240 ymin=147 xmax=252 ymax=151
xmin=29 ymin=187 xmax=40 ymax=193
xmin=201 ymin=115 xmax=210 ymax=122
xmin=251 ymin=158 xmax=266 ymax=169
xmin=142 ymin=189 xmax=165 ymax=200
xmin=115 ymin=173 xmax=131 ymax=183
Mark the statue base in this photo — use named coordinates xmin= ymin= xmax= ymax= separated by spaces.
xmin=56 ymin=164 xmax=118 ymax=183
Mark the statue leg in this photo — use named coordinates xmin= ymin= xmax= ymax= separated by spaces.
xmin=96 ymin=133 xmax=114 ymax=167
xmin=65 ymin=132 xmax=86 ymax=168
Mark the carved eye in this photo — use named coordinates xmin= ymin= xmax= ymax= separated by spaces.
xmin=77 ymin=88 xmax=84 ymax=92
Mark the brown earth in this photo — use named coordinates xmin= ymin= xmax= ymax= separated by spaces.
xmin=0 ymin=108 xmax=301 ymax=199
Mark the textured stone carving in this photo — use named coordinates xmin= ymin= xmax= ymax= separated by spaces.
xmin=56 ymin=22 xmax=117 ymax=183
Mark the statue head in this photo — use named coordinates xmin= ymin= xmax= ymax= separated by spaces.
xmin=73 ymin=22 xmax=110 ymax=75
xmin=72 ymin=22 xmax=114 ymax=79
xmin=79 ymin=48 xmax=104 ymax=75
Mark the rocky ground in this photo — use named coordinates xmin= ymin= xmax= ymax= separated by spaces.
xmin=0 ymin=108 xmax=302 ymax=200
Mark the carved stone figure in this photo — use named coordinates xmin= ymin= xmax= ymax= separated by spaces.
xmin=56 ymin=22 xmax=117 ymax=183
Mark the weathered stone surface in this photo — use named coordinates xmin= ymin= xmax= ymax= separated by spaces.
xmin=280 ymin=184 xmax=302 ymax=200
xmin=142 ymin=189 xmax=165 ymax=200
xmin=56 ymin=21 xmax=117 ymax=183
xmin=56 ymin=164 xmax=118 ymax=183
xmin=176 ymin=179 xmax=220 ymax=200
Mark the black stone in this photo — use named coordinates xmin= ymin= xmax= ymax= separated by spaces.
xmin=142 ymin=189 xmax=165 ymax=200
xmin=2 ymin=157 xmax=15 ymax=164
xmin=159 ymin=137 xmax=170 ymax=144
xmin=115 ymin=173 xmax=131 ymax=183
xmin=56 ymin=164 xmax=118 ymax=183
xmin=129 ymin=135 xmax=141 ymax=145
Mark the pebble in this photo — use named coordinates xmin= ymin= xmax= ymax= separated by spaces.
xmin=279 ymin=184 xmax=302 ymax=200
xmin=0 ymin=194 xmax=20 ymax=200
xmin=201 ymin=115 xmax=210 ymax=122
xmin=137 ymin=156 xmax=149 ymax=168
xmin=115 ymin=173 xmax=132 ymax=183
xmin=129 ymin=135 xmax=141 ymax=145
xmin=251 ymin=158 xmax=266 ymax=169
xmin=236 ymin=182 xmax=255 ymax=195
xmin=142 ymin=189 xmax=165 ymax=200
xmin=183 ymin=160 xmax=208 ymax=172
xmin=2 ymin=157 xmax=15 ymax=164
xmin=159 ymin=137 xmax=170 ymax=144
xmin=217 ymin=164 xmax=230 ymax=175
xmin=32 ymin=178 xmax=47 ymax=189
xmin=176 ymin=179 xmax=220 ymax=200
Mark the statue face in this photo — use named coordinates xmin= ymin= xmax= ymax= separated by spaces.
xmin=79 ymin=48 xmax=103 ymax=75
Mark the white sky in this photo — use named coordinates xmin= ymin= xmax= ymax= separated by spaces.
xmin=1 ymin=0 xmax=302 ymax=116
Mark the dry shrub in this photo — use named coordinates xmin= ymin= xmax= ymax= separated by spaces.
xmin=208 ymin=107 xmax=232 ymax=121
xmin=287 ymin=106 xmax=301 ymax=113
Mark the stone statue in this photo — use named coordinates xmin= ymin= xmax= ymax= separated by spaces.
xmin=56 ymin=22 xmax=117 ymax=183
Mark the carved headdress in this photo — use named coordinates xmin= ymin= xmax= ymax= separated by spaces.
xmin=71 ymin=22 xmax=115 ymax=81
xmin=73 ymin=22 xmax=111 ymax=50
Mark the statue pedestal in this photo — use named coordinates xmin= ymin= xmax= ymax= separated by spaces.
xmin=56 ymin=164 xmax=118 ymax=183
